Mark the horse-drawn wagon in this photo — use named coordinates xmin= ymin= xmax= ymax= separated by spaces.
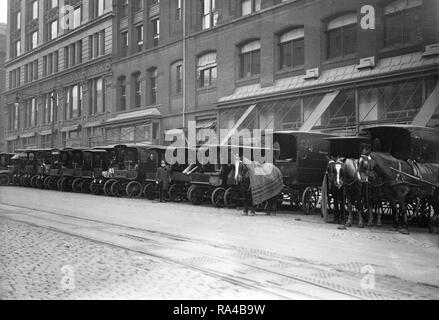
xmin=271 ymin=131 xmax=334 ymax=213
xmin=0 ymin=153 xmax=15 ymax=186
xmin=358 ymin=125 xmax=439 ymax=233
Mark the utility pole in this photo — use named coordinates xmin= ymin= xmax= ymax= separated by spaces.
xmin=50 ymin=92 xmax=58 ymax=149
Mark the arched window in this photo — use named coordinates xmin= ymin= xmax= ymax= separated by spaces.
xmin=132 ymin=72 xmax=141 ymax=109
xmin=384 ymin=0 xmax=423 ymax=47
xmin=327 ymin=13 xmax=358 ymax=59
xmin=197 ymin=52 xmax=217 ymax=88
xmin=279 ymin=28 xmax=304 ymax=70
xmin=239 ymin=40 xmax=261 ymax=78
xmin=118 ymin=76 xmax=126 ymax=111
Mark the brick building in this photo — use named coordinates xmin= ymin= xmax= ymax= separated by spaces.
xmin=0 ymin=23 xmax=7 ymax=152
xmin=3 ymin=0 xmax=439 ymax=151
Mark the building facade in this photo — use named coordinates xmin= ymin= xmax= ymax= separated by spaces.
xmin=4 ymin=0 xmax=114 ymax=152
xmin=3 ymin=0 xmax=439 ymax=151
xmin=0 ymin=23 xmax=7 ymax=152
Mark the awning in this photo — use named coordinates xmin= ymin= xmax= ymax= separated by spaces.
xmin=220 ymin=104 xmax=257 ymax=145
xmin=104 ymin=108 xmax=161 ymax=126
xmin=60 ymin=125 xmax=80 ymax=133
xmin=21 ymin=132 xmax=36 ymax=139
xmin=5 ymin=135 xmax=19 ymax=141
xmin=83 ymin=121 xmax=104 ymax=128
xmin=300 ymin=91 xmax=340 ymax=132
xmin=196 ymin=119 xmax=217 ymax=130
xmin=39 ymin=129 xmax=53 ymax=136
xmin=412 ymin=82 xmax=439 ymax=127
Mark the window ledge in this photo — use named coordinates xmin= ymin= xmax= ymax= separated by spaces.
xmin=323 ymin=54 xmax=357 ymax=65
xmin=275 ymin=66 xmax=305 ymax=78
xmin=379 ymin=43 xmax=422 ymax=55
xmin=196 ymin=86 xmax=217 ymax=92
xmin=236 ymin=76 xmax=260 ymax=86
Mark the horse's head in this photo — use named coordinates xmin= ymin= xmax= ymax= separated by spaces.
xmin=358 ymin=154 xmax=375 ymax=183
xmin=327 ymin=157 xmax=346 ymax=189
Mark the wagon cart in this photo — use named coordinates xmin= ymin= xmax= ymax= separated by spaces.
xmin=184 ymin=145 xmax=233 ymax=207
xmin=71 ymin=149 xmax=110 ymax=194
xmin=105 ymin=144 xmax=153 ymax=198
xmin=166 ymin=147 xmax=196 ymax=203
xmin=141 ymin=145 xmax=170 ymax=200
xmin=270 ymin=131 xmax=334 ymax=214
xmin=13 ymin=149 xmax=39 ymax=187
xmin=57 ymin=148 xmax=87 ymax=192
xmin=29 ymin=149 xmax=53 ymax=189
xmin=361 ymin=125 xmax=439 ymax=227
xmin=42 ymin=149 xmax=63 ymax=190
xmin=0 ymin=153 xmax=15 ymax=186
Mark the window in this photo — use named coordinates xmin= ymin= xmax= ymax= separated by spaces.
xmin=201 ymin=0 xmax=218 ymax=30
xmin=25 ymin=99 xmax=37 ymax=128
xmin=64 ymin=84 xmax=83 ymax=120
xmin=43 ymin=93 xmax=57 ymax=124
xmin=133 ymin=0 xmax=143 ymax=11
xmin=15 ymin=11 xmax=21 ymax=30
xmin=327 ymin=13 xmax=357 ymax=59
xmin=279 ymin=28 xmax=304 ymax=70
xmin=132 ymin=72 xmax=142 ymax=108
xmin=148 ymin=68 xmax=158 ymax=105
xmin=239 ymin=40 xmax=261 ymax=78
xmin=121 ymin=31 xmax=128 ymax=56
xmin=73 ymin=7 xmax=82 ymax=29
xmin=46 ymin=0 xmax=58 ymax=10
xmin=89 ymin=77 xmax=105 ymax=114
xmin=136 ymin=25 xmax=144 ymax=52
xmin=176 ymin=0 xmax=182 ymax=20
xmin=90 ymin=30 xmax=105 ymax=59
xmin=31 ymin=31 xmax=38 ymax=49
xmin=31 ymin=1 xmax=39 ymax=20
xmin=90 ymin=0 xmax=108 ymax=18
xmin=48 ymin=20 xmax=58 ymax=40
xmin=176 ymin=64 xmax=183 ymax=94
xmin=118 ymin=76 xmax=127 ymax=111
xmin=384 ymin=0 xmax=423 ymax=47
xmin=15 ymin=40 xmax=21 ymax=57
xmin=241 ymin=0 xmax=261 ymax=16
xmin=197 ymin=52 xmax=217 ymax=88
xmin=121 ymin=0 xmax=129 ymax=18
xmin=152 ymin=19 xmax=160 ymax=46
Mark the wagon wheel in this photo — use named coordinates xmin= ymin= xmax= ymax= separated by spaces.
xmin=126 ymin=181 xmax=143 ymax=198
xmin=103 ymin=179 xmax=117 ymax=197
xmin=224 ymin=187 xmax=239 ymax=208
xmin=36 ymin=176 xmax=45 ymax=189
xmin=72 ymin=178 xmax=84 ymax=193
xmin=44 ymin=176 xmax=52 ymax=190
xmin=186 ymin=185 xmax=196 ymax=203
xmin=90 ymin=180 xmax=102 ymax=195
xmin=59 ymin=177 xmax=71 ymax=192
xmin=82 ymin=180 xmax=91 ymax=194
xmin=111 ymin=181 xmax=125 ymax=197
xmin=191 ymin=186 xmax=204 ymax=206
xmin=143 ymin=183 xmax=157 ymax=200
xmin=30 ymin=176 xmax=39 ymax=188
xmin=211 ymin=187 xmax=226 ymax=208
xmin=168 ymin=184 xmax=184 ymax=202
xmin=412 ymin=198 xmax=432 ymax=228
xmin=302 ymin=186 xmax=320 ymax=215
xmin=0 ymin=174 xmax=10 ymax=186
xmin=20 ymin=175 xmax=28 ymax=187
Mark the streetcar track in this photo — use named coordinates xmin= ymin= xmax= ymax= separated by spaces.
xmin=0 ymin=203 xmax=368 ymax=299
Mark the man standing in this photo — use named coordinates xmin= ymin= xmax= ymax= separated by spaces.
xmin=157 ymin=160 xmax=171 ymax=202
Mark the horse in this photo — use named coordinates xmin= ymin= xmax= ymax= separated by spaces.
xmin=327 ymin=157 xmax=369 ymax=228
xmin=358 ymin=152 xmax=415 ymax=234
xmin=325 ymin=158 xmax=346 ymax=224
xmin=234 ymin=157 xmax=282 ymax=216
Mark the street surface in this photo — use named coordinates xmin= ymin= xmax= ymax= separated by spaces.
xmin=0 ymin=186 xmax=439 ymax=300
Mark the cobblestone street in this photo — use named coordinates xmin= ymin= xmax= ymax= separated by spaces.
xmin=0 ymin=217 xmax=275 ymax=300
xmin=1 ymin=187 xmax=439 ymax=300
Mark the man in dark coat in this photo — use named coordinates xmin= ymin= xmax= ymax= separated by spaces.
xmin=156 ymin=160 xmax=171 ymax=202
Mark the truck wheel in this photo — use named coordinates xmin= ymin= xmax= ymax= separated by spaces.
xmin=104 ymin=179 xmax=117 ymax=197
xmin=0 ymin=174 xmax=10 ymax=186
xmin=126 ymin=181 xmax=143 ymax=198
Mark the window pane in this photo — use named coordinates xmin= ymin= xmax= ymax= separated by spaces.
xmin=385 ymin=14 xmax=403 ymax=46
xmin=292 ymin=38 xmax=304 ymax=67
xmin=279 ymin=42 xmax=292 ymax=69
xmin=327 ymin=29 xmax=342 ymax=59
xmin=343 ymin=24 xmax=356 ymax=56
